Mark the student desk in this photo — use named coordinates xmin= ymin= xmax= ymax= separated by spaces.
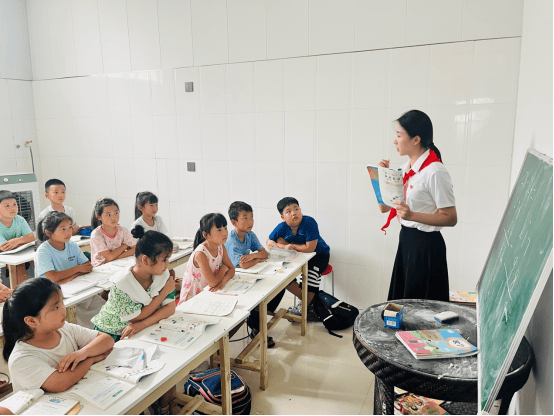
xmin=353 ymin=300 xmax=534 ymax=415
xmin=200 ymin=252 xmax=315 ymax=390
xmin=0 ymin=239 xmax=91 ymax=288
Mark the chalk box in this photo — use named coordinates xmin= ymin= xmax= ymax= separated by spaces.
xmin=383 ymin=303 xmax=404 ymax=329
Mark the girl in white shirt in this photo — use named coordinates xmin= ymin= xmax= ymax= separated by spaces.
xmin=2 ymin=278 xmax=114 ymax=392
xmin=130 ymin=191 xmax=168 ymax=235
xmin=379 ymin=110 xmax=457 ymax=301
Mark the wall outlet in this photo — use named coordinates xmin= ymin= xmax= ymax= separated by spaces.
xmin=187 ymin=162 xmax=196 ymax=172
xmin=185 ymin=82 xmax=193 ymax=92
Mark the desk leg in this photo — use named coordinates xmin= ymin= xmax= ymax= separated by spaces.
xmin=374 ymin=377 xmax=394 ymax=415
xmin=301 ymin=262 xmax=308 ymax=336
xmin=259 ymin=300 xmax=268 ymax=391
xmin=7 ymin=265 xmax=17 ymax=289
xmin=219 ymin=334 xmax=231 ymax=415
xmin=8 ymin=264 xmax=28 ymax=289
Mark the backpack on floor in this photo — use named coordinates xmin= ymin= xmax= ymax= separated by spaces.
xmin=184 ymin=368 xmax=251 ymax=415
xmin=313 ymin=290 xmax=359 ymax=338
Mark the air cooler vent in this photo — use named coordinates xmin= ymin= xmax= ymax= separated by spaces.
xmin=13 ymin=191 xmax=36 ymax=231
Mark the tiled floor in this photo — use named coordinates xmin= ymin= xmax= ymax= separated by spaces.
xmin=179 ymin=294 xmax=375 ymax=415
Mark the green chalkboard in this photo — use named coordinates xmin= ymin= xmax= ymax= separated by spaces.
xmin=477 ymin=149 xmax=553 ymax=412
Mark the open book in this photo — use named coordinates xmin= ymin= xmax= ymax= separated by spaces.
xmin=366 ymin=165 xmax=404 ymax=207
xmin=204 ymin=274 xmax=258 ymax=295
xmin=90 ymin=359 xmax=165 ymax=384
xmin=67 ymin=371 xmax=135 ymax=410
xmin=0 ymin=242 xmax=35 ymax=255
xmin=139 ymin=313 xmax=221 ymax=350
xmin=0 ymin=389 xmax=79 ymax=415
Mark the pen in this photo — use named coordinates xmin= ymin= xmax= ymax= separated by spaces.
xmin=141 ymin=352 xmax=146 ymax=369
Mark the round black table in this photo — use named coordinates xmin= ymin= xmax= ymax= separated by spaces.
xmin=353 ymin=300 xmax=534 ymax=415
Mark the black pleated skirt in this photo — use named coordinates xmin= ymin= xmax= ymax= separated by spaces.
xmin=388 ymin=225 xmax=449 ymax=302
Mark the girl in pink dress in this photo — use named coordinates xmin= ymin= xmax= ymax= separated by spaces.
xmin=179 ymin=213 xmax=235 ymax=303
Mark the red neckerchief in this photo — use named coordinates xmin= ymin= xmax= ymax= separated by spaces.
xmin=381 ymin=150 xmax=441 ymax=234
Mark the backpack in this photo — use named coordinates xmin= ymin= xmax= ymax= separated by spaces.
xmin=313 ymin=290 xmax=359 ymax=338
xmin=184 ymin=368 xmax=251 ymax=415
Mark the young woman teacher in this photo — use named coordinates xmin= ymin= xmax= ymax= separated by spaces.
xmin=379 ymin=110 xmax=457 ymax=302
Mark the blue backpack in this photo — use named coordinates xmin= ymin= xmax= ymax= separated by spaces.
xmin=184 ymin=368 xmax=251 ymax=415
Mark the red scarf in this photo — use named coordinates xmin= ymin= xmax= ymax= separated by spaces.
xmin=381 ymin=150 xmax=441 ymax=234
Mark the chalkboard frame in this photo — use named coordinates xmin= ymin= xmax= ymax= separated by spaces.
xmin=477 ymin=149 xmax=553 ymax=412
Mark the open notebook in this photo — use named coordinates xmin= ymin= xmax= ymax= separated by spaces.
xmin=0 ymin=389 xmax=79 ymax=415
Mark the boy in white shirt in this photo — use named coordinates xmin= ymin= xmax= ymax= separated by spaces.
xmin=38 ymin=179 xmax=79 ymax=235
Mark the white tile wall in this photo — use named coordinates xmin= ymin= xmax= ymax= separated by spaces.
xmin=16 ymin=0 xmax=523 ymax=306
xmin=0 ymin=0 xmax=32 ymax=80
xmin=462 ymin=0 xmax=524 ymax=40
xmin=227 ymin=0 xmax=266 ymax=63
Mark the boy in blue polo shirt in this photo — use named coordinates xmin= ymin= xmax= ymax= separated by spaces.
xmin=268 ymin=197 xmax=330 ymax=316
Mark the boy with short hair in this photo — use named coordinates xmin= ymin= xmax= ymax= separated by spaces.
xmin=268 ymin=197 xmax=330 ymax=316
xmin=225 ymin=201 xmax=268 ymax=269
xmin=0 ymin=190 xmax=36 ymax=287
xmin=225 ymin=201 xmax=282 ymax=348
xmin=38 ymin=179 xmax=79 ymax=235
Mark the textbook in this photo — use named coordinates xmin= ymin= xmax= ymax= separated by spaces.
xmin=204 ymin=273 xmax=258 ymax=295
xmin=449 ymin=291 xmax=477 ymax=307
xmin=0 ymin=389 xmax=79 ymax=415
xmin=394 ymin=393 xmax=448 ymax=415
xmin=90 ymin=359 xmax=165 ymax=384
xmin=0 ymin=242 xmax=35 ymax=255
xmin=396 ymin=328 xmax=478 ymax=360
xmin=366 ymin=165 xmax=404 ymax=207
xmin=67 ymin=371 xmax=135 ymax=410
xmin=140 ymin=313 xmax=221 ymax=350
xmin=179 ymin=296 xmax=237 ymax=316
xmin=60 ymin=278 xmax=97 ymax=298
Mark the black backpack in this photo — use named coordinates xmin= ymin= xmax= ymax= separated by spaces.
xmin=313 ymin=290 xmax=359 ymax=338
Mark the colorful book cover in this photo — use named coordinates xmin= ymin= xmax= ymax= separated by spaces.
xmin=449 ymin=291 xmax=477 ymax=303
xmin=394 ymin=393 xmax=449 ymax=415
xmin=396 ymin=328 xmax=478 ymax=359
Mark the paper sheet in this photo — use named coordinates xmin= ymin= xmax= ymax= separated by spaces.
xmin=206 ymin=275 xmax=257 ymax=295
xmin=90 ymin=360 xmax=165 ymax=384
xmin=179 ymin=297 xmax=237 ymax=316
xmin=104 ymin=345 xmax=160 ymax=368
xmin=158 ymin=313 xmax=221 ymax=332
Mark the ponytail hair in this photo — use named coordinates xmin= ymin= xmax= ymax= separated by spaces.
xmin=396 ymin=109 xmax=442 ymax=162
xmin=91 ymin=198 xmax=119 ymax=230
xmin=2 ymin=278 xmax=61 ymax=362
xmin=135 ymin=191 xmax=158 ymax=220
xmin=131 ymin=225 xmax=173 ymax=263
xmin=193 ymin=213 xmax=227 ymax=249
xmin=37 ymin=211 xmax=72 ymax=242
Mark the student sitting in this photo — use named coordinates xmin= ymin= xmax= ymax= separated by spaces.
xmin=0 ymin=190 xmax=36 ymax=286
xmin=91 ymin=226 xmax=176 ymax=341
xmin=268 ymin=197 xmax=330 ymax=317
xmin=35 ymin=211 xmax=92 ymax=283
xmin=38 ymin=179 xmax=79 ymax=235
xmin=225 ymin=201 xmax=281 ymax=348
xmin=178 ymin=214 xmax=234 ymax=303
xmin=90 ymin=198 xmax=136 ymax=268
xmin=130 ymin=191 xmax=168 ymax=235
xmin=3 ymin=278 xmax=114 ymax=393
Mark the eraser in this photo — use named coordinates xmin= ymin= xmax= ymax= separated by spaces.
xmin=434 ymin=311 xmax=459 ymax=323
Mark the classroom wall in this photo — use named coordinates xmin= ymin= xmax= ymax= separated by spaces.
xmin=0 ymin=0 xmax=39 ymax=178
xmin=26 ymin=0 xmax=524 ymax=309
xmin=510 ymin=0 xmax=553 ymax=413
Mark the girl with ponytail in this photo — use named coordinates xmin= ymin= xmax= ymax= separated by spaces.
xmin=3 ymin=278 xmax=114 ymax=393
xmin=178 ymin=213 xmax=235 ymax=303
xmin=89 ymin=198 xmax=136 ymax=267
xmin=91 ymin=226 xmax=176 ymax=341
xmin=377 ymin=109 xmax=457 ymax=302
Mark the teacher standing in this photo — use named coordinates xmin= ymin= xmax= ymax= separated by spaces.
xmin=379 ymin=110 xmax=457 ymax=302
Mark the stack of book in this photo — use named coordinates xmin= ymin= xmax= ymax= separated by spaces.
xmin=396 ymin=328 xmax=478 ymax=360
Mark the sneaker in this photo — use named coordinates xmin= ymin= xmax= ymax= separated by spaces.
xmin=287 ymin=302 xmax=319 ymax=322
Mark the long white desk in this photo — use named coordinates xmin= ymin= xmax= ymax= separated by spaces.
xmin=193 ymin=252 xmax=316 ymax=390
xmin=49 ymin=308 xmax=249 ymax=415
xmin=0 ymin=239 xmax=91 ymax=288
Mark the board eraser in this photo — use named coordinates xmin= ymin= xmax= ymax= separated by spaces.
xmin=434 ymin=311 xmax=459 ymax=323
